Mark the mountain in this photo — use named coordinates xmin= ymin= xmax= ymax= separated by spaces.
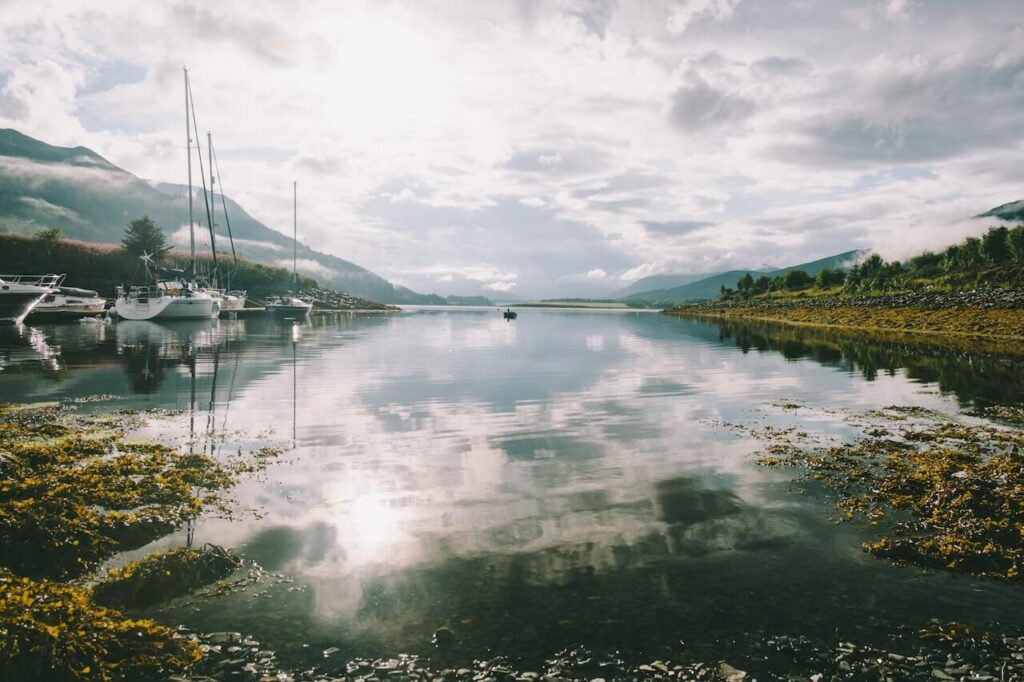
xmin=615 ymin=272 xmax=708 ymax=298
xmin=979 ymin=200 xmax=1024 ymax=223
xmin=0 ymin=129 xmax=467 ymax=304
xmin=623 ymin=250 xmax=864 ymax=303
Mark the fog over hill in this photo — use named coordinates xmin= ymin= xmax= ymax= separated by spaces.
xmin=0 ymin=129 xmax=484 ymax=304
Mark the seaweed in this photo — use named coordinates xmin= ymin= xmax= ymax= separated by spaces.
xmin=93 ymin=545 xmax=241 ymax=610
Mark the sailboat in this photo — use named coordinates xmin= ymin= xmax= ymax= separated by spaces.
xmin=265 ymin=181 xmax=313 ymax=319
xmin=201 ymin=132 xmax=247 ymax=311
xmin=114 ymin=67 xmax=218 ymax=321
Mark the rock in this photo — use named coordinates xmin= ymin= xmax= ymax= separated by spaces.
xmin=433 ymin=627 xmax=456 ymax=649
xmin=720 ymin=662 xmax=747 ymax=681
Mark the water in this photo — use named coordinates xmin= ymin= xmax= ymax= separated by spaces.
xmin=3 ymin=308 xmax=1024 ymax=667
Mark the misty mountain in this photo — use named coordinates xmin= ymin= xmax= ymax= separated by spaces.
xmin=0 ymin=128 xmax=457 ymax=304
xmin=623 ymin=250 xmax=865 ymax=303
xmin=615 ymin=272 xmax=708 ymax=298
xmin=979 ymin=200 xmax=1024 ymax=223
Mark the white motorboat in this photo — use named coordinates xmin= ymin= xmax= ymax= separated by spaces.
xmin=0 ymin=274 xmax=62 ymax=323
xmin=265 ymin=294 xmax=312 ymax=318
xmin=30 ymin=285 xmax=106 ymax=320
xmin=114 ymin=281 xmax=220 ymax=321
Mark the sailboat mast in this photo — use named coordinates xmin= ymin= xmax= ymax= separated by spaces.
xmin=293 ymin=180 xmax=298 ymax=290
xmin=208 ymin=131 xmax=216 ymax=286
xmin=185 ymin=67 xmax=195 ymax=271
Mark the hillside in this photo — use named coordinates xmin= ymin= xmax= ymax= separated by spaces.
xmin=0 ymin=129 xmax=477 ymax=305
xmin=624 ymin=250 xmax=864 ymax=303
xmin=980 ymin=200 xmax=1024 ymax=223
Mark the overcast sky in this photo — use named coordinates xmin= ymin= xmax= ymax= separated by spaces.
xmin=1 ymin=0 xmax=1022 ymax=298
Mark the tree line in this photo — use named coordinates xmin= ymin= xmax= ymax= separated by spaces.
xmin=722 ymin=224 xmax=1024 ymax=299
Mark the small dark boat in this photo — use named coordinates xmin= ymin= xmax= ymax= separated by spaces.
xmin=503 ymin=309 xmax=517 ymax=320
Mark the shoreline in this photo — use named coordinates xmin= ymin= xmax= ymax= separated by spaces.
xmin=666 ymin=292 xmax=1024 ymax=353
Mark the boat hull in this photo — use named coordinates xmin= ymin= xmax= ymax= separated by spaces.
xmin=115 ymin=296 xmax=219 ymax=321
xmin=28 ymin=301 xmax=107 ymax=321
xmin=266 ymin=304 xmax=312 ymax=318
xmin=0 ymin=291 xmax=48 ymax=324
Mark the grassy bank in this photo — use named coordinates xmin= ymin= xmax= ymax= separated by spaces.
xmin=668 ymin=293 xmax=1024 ymax=352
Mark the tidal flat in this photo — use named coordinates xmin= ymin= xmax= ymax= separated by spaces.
xmin=1 ymin=310 xmax=1024 ymax=680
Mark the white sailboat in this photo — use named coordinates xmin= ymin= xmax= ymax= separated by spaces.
xmin=202 ymin=131 xmax=247 ymax=311
xmin=0 ymin=274 xmax=62 ymax=323
xmin=266 ymin=181 xmax=313 ymax=319
xmin=114 ymin=67 xmax=218 ymax=321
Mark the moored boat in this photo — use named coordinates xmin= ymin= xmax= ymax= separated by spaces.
xmin=0 ymin=274 xmax=62 ymax=324
xmin=114 ymin=281 xmax=219 ymax=321
xmin=265 ymin=294 xmax=312 ymax=318
xmin=266 ymin=181 xmax=313 ymax=319
xmin=29 ymin=285 xmax=107 ymax=321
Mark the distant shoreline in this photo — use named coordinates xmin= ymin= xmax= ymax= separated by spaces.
xmin=666 ymin=291 xmax=1024 ymax=352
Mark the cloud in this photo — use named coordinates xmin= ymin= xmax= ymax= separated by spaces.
xmin=585 ymin=268 xmax=606 ymax=280
xmin=667 ymin=0 xmax=741 ymax=34
xmin=668 ymin=74 xmax=755 ymax=133
xmin=641 ymin=220 xmax=715 ymax=236
xmin=1 ymin=1 xmax=1022 ymax=297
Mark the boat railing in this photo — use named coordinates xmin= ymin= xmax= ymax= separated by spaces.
xmin=0 ymin=273 xmax=65 ymax=289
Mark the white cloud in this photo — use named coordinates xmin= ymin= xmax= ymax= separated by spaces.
xmin=0 ymin=1 xmax=1021 ymax=297
xmin=586 ymin=268 xmax=607 ymax=280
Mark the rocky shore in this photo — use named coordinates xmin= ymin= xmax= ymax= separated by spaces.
xmin=172 ymin=623 xmax=1024 ymax=682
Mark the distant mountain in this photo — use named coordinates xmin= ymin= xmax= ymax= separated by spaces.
xmin=623 ymin=250 xmax=864 ymax=303
xmin=615 ymin=272 xmax=708 ymax=298
xmin=0 ymin=129 xmax=473 ymax=304
xmin=979 ymin=200 xmax=1024 ymax=223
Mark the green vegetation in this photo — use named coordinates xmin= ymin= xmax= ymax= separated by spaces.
xmin=755 ymin=407 xmax=1024 ymax=581
xmin=120 ymin=217 xmax=170 ymax=264
xmin=0 ymin=228 xmax=319 ymax=302
xmin=0 ymin=402 xmax=279 ymax=681
xmin=0 ymin=569 xmax=202 ymax=682
xmin=93 ymin=546 xmax=240 ymax=610
xmin=722 ymin=225 xmax=1024 ymax=300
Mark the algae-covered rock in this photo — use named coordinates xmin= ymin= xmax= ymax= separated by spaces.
xmin=93 ymin=545 xmax=241 ymax=609
xmin=0 ymin=569 xmax=201 ymax=682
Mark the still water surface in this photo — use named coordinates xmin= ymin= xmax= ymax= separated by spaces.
xmin=2 ymin=308 xmax=1023 ymax=666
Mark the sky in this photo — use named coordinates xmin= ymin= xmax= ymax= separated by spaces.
xmin=0 ymin=0 xmax=1022 ymax=298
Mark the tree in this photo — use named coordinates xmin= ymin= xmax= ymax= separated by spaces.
xmin=815 ymin=267 xmax=846 ymax=289
xmin=783 ymin=269 xmax=813 ymax=290
xmin=122 ymin=217 xmax=171 ymax=263
xmin=982 ymin=226 xmax=1011 ymax=263
xmin=736 ymin=272 xmax=754 ymax=294
xmin=1008 ymin=225 xmax=1024 ymax=262
xmin=35 ymin=227 xmax=63 ymax=243
xmin=754 ymin=275 xmax=771 ymax=293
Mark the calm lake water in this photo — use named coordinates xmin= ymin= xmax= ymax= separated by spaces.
xmin=2 ymin=308 xmax=1024 ymax=669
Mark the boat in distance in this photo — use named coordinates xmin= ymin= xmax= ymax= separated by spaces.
xmin=265 ymin=294 xmax=312 ymax=318
xmin=0 ymin=274 xmax=62 ymax=324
